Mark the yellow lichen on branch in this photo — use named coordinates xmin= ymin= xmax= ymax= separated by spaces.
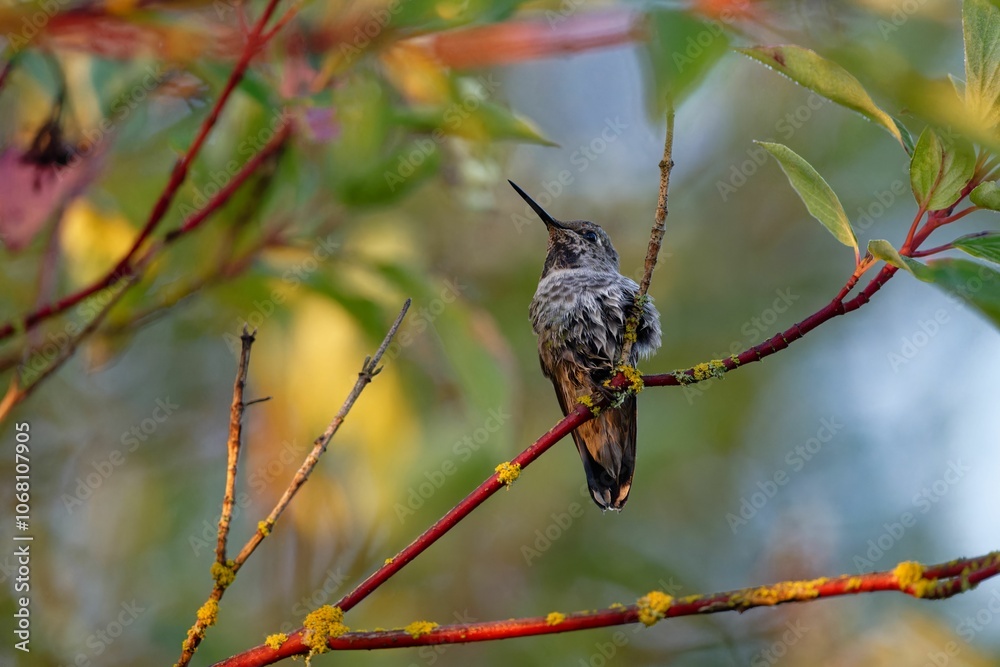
xmin=894 ymin=560 xmax=938 ymax=598
xmin=730 ymin=577 xmax=828 ymax=608
xmin=197 ymin=599 xmax=219 ymax=626
xmin=670 ymin=359 xmax=730 ymax=385
xmin=545 ymin=611 xmax=566 ymax=626
xmin=605 ymin=365 xmax=644 ymax=394
xmin=894 ymin=560 xmax=925 ymax=587
xmin=637 ymin=591 xmax=674 ymax=626
xmin=211 ymin=561 xmax=236 ymax=589
xmin=495 ymin=461 xmax=521 ymax=486
xmin=303 ymin=606 xmax=349 ymax=659
xmin=692 ymin=360 xmax=728 ymax=381
xmin=404 ymin=620 xmax=439 ymax=638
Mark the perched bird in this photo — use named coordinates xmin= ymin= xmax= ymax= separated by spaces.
xmin=510 ymin=181 xmax=661 ymax=511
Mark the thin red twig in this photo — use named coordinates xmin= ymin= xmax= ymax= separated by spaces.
xmin=934 ymin=206 xmax=981 ymax=226
xmin=910 ymin=231 xmax=993 ymax=258
xmin=637 ymin=191 xmax=972 ymax=389
xmin=176 ymin=300 xmax=411 ymax=667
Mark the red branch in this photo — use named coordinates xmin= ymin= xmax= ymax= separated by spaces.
xmin=211 ymin=403 xmax=593 ymax=667
xmin=0 ymin=0 xmax=286 ymax=343
xmin=215 ymin=552 xmax=1000 ymax=665
xmin=640 ymin=263 xmax=897 ymax=387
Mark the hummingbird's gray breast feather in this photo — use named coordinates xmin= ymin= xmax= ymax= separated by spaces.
xmin=529 ymin=268 xmax=662 ymax=369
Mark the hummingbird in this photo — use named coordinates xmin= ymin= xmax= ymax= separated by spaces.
xmin=510 ymin=181 xmax=662 ymax=511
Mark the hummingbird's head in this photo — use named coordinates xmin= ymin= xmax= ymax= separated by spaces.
xmin=509 ymin=181 xmax=620 ymax=276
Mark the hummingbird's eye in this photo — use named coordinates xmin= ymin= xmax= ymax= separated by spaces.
xmin=581 ymin=231 xmax=599 ymax=243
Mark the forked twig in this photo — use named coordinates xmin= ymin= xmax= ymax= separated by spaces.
xmin=175 ymin=299 xmax=411 ymax=666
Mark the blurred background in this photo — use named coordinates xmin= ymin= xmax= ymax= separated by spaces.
xmin=0 ymin=0 xmax=998 ymax=665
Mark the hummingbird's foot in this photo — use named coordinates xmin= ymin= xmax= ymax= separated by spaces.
xmin=600 ymin=365 xmax=644 ymax=407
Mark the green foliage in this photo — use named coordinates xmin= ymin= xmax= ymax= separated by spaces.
xmin=739 ymin=45 xmax=904 ymax=147
xmin=909 ymin=127 xmax=977 ymax=211
xmin=393 ymin=81 xmax=553 ymax=146
xmin=954 ymin=233 xmax=1000 ymax=264
xmin=642 ymin=10 xmax=729 ymax=112
xmin=921 ymin=258 xmax=1000 ymax=326
xmin=758 ymin=141 xmax=858 ymax=259
xmin=868 ymin=239 xmax=933 ymax=279
xmin=869 ymin=241 xmax=1000 ymax=329
xmin=5 ymin=3 xmax=1000 ymax=665
xmin=970 ymin=180 xmax=1000 ymax=210
xmin=963 ymin=0 xmax=1000 ymax=129
xmin=387 ymin=0 xmax=521 ymax=32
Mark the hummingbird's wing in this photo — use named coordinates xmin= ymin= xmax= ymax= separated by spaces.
xmin=546 ymin=359 xmax=637 ymax=511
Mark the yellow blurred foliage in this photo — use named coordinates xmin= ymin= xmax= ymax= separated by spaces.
xmin=251 ymin=290 xmax=420 ymax=536
xmin=380 ymin=43 xmax=452 ymax=106
xmin=61 ymin=200 xmax=135 ymax=285
xmin=825 ymin=609 xmax=996 ymax=666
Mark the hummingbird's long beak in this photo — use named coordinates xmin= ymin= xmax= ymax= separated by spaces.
xmin=508 ymin=180 xmax=565 ymax=230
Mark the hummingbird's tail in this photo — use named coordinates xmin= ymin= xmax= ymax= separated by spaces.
xmin=571 ymin=395 xmax=637 ymax=510
xmin=548 ymin=362 xmax=637 ymax=511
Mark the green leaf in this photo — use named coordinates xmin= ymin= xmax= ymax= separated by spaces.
xmin=970 ymin=180 xmax=1000 ymax=210
xmin=392 ymin=82 xmax=555 ymax=145
xmin=953 ymin=233 xmax=1000 ymax=264
xmin=336 ymin=143 xmax=442 ymax=206
xmin=891 ymin=116 xmax=915 ymax=155
xmin=642 ymin=10 xmax=729 ymax=113
xmin=388 ymin=0 xmax=520 ymax=32
xmin=909 ymin=127 xmax=977 ymax=210
xmin=923 ymin=258 xmax=1000 ymax=328
xmin=758 ymin=142 xmax=858 ymax=258
xmin=324 ymin=74 xmax=445 ymax=205
xmin=739 ymin=45 xmax=904 ymax=147
xmin=460 ymin=99 xmax=556 ymax=145
xmin=867 ymin=239 xmax=933 ymax=279
xmin=328 ymin=75 xmax=391 ymax=177
xmin=963 ymin=0 xmax=1000 ymax=129
xmin=909 ymin=127 xmax=942 ymax=208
